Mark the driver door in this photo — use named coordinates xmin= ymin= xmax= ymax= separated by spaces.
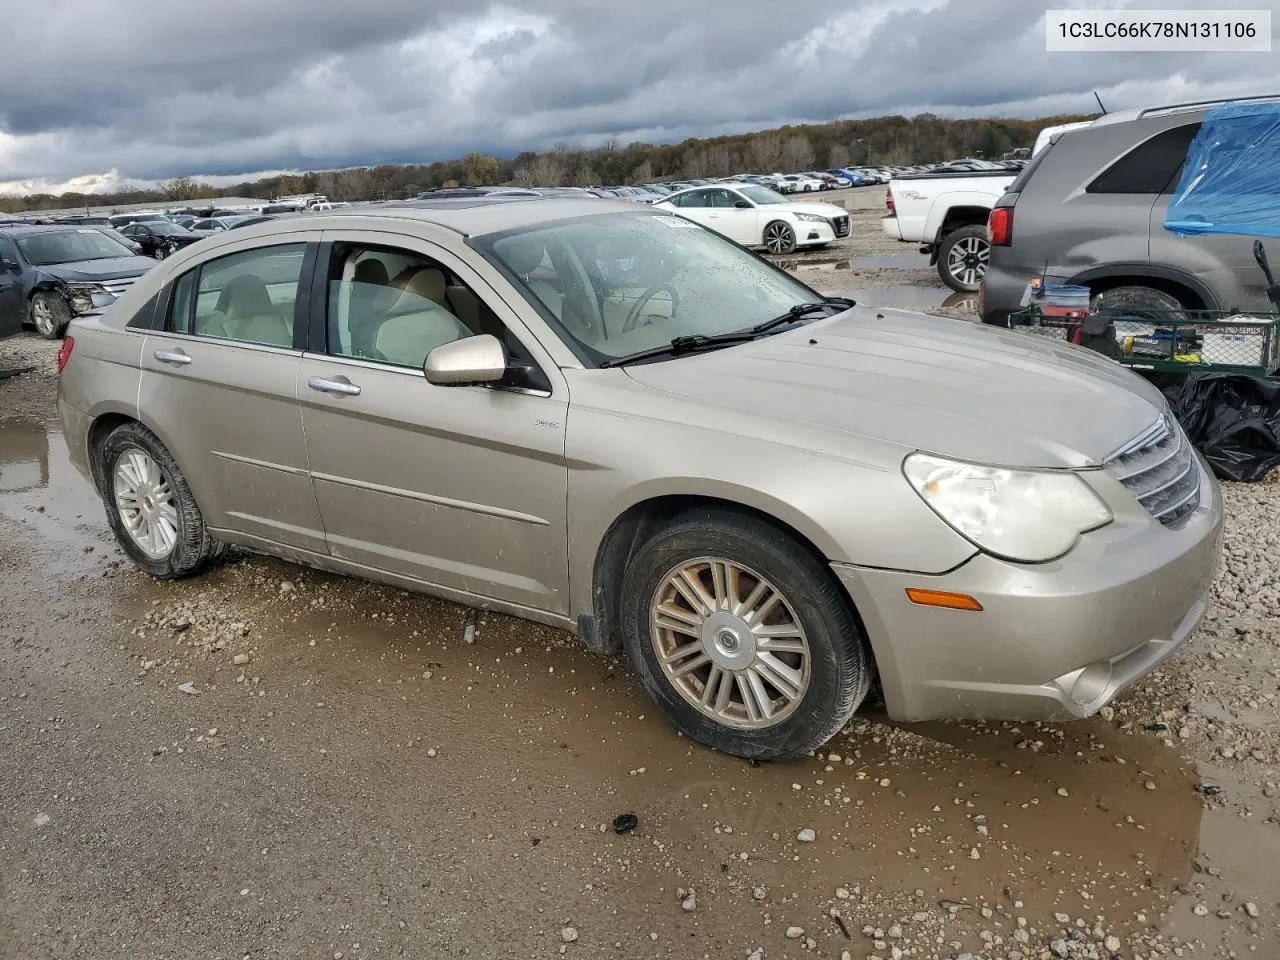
xmin=297 ymin=231 xmax=572 ymax=616
xmin=706 ymin=188 xmax=760 ymax=245
xmin=0 ymin=236 xmax=24 ymax=338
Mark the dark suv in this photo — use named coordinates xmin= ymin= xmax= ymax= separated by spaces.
xmin=981 ymin=95 xmax=1279 ymax=326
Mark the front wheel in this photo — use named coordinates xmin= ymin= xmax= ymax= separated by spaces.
xmin=28 ymin=293 xmax=72 ymax=340
xmin=97 ymin=422 xmax=225 ymax=579
xmin=937 ymin=224 xmax=990 ymax=293
xmin=620 ymin=509 xmax=872 ymax=760
xmin=153 ymin=246 xmax=168 ymax=260
xmin=763 ymin=221 xmax=797 ymax=255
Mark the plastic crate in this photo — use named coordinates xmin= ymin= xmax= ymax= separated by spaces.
xmin=1008 ymin=308 xmax=1280 ymax=377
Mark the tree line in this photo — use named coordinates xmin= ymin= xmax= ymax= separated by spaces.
xmin=1 ymin=113 xmax=1093 ymax=214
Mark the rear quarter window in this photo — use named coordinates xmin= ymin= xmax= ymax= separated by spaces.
xmin=1086 ymin=123 xmax=1202 ymax=195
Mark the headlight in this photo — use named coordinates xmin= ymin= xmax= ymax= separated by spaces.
xmin=794 ymin=213 xmax=828 ymax=223
xmin=903 ymin=453 xmax=1112 ymax=563
xmin=65 ymin=284 xmax=115 ymax=315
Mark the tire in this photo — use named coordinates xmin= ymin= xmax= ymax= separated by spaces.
xmin=619 ymin=508 xmax=872 ymax=760
xmin=937 ymin=224 xmax=989 ymax=293
xmin=97 ymin=421 xmax=225 ymax=579
xmin=154 ymin=246 xmax=167 ymax=260
xmin=1092 ymin=285 xmax=1187 ymax=321
xmin=28 ymin=292 xmax=72 ymax=340
xmin=763 ymin=221 xmax=797 ymax=255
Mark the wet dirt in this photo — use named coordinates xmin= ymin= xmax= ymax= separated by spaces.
xmin=2 ymin=195 xmax=1278 ymax=958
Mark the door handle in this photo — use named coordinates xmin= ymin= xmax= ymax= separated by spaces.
xmin=154 ymin=348 xmax=192 ymax=365
xmin=308 ymin=376 xmax=361 ymax=397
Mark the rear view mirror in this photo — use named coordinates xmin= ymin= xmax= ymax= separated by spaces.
xmin=424 ymin=334 xmax=506 ymax=386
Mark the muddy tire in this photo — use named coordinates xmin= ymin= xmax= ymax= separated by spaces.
xmin=1092 ymin=285 xmax=1187 ymax=321
xmin=620 ymin=508 xmax=872 ymax=761
xmin=28 ymin=292 xmax=72 ymax=340
xmin=937 ymin=224 xmax=989 ymax=293
xmin=97 ymin=421 xmax=225 ymax=579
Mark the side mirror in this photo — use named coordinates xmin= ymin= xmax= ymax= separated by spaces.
xmin=424 ymin=334 xmax=506 ymax=386
xmin=734 ymin=200 xmax=752 ymax=209
xmin=0 ymin=257 xmax=18 ymax=273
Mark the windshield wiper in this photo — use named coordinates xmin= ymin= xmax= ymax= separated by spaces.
xmin=601 ymin=299 xmax=854 ymax=369
xmin=599 ymin=333 xmax=758 ymax=368
xmin=748 ymin=299 xmax=850 ymax=334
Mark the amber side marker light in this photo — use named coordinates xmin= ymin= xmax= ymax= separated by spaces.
xmin=905 ymin=588 xmax=983 ymax=612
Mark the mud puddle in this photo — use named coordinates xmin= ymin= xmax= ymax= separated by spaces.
xmin=0 ymin=418 xmax=118 ymax=573
xmin=110 ymin=551 xmax=1206 ymax=957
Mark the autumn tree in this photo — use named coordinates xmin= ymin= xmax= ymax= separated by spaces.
xmin=828 ymin=143 xmax=851 ymax=168
xmin=162 ymin=176 xmax=202 ymax=200
xmin=462 ymin=153 xmax=501 ymax=186
xmin=629 ymin=159 xmax=654 ymax=184
xmin=748 ymin=133 xmax=786 ymax=173
xmin=781 ymin=135 xmax=815 ymax=171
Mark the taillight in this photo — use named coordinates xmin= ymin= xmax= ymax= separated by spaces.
xmin=57 ymin=335 xmax=74 ymax=373
xmin=987 ymin=207 xmax=1012 ymax=246
xmin=885 ymin=188 xmax=895 ymax=215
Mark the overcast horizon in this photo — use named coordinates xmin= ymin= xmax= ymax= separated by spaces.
xmin=3 ymin=0 xmax=1278 ymax=196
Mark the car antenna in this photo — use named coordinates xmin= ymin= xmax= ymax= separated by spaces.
xmin=1094 ymin=91 xmax=1108 ymax=115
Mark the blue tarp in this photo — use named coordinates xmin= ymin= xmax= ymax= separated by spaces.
xmin=1164 ymin=102 xmax=1280 ymax=239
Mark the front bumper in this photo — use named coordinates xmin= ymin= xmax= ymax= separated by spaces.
xmin=796 ymin=221 xmax=837 ymax=246
xmin=834 ymin=460 xmax=1224 ymax=722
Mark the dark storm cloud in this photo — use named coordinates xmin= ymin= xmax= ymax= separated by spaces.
xmin=1 ymin=0 xmax=1277 ymax=191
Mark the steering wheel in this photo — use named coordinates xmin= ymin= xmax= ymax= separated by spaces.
xmin=622 ymin=284 xmax=680 ymax=333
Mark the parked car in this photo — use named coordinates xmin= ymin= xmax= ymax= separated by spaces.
xmin=776 ymin=174 xmax=824 ymax=194
xmin=981 ymin=95 xmax=1280 ymax=326
xmin=654 ymin=183 xmax=850 ymax=253
xmin=56 ymin=197 xmax=1223 ymax=760
xmin=882 ymin=166 xmax=1017 ymax=291
xmin=108 ymin=212 xmax=170 ymax=230
xmin=188 ymin=215 xmax=279 ymax=235
xmin=0 ymin=224 xmax=156 ymax=339
xmin=93 ymin=226 xmax=145 ymax=256
xmin=116 ymin=220 xmax=204 ymax=260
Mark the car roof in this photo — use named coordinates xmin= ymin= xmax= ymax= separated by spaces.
xmin=221 ymin=196 xmax=643 ymax=239
xmin=0 ymin=223 xmax=104 ymax=237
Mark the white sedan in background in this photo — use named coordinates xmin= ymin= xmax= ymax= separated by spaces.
xmin=653 ymin=184 xmax=850 ymax=254
xmin=776 ymin=174 xmax=825 ymax=194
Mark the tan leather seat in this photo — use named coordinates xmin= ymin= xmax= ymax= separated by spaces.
xmin=375 ymin=303 xmax=471 ymax=369
xmin=206 ymin=274 xmax=291 ymax=346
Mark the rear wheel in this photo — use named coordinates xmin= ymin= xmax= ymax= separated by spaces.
xmin=1092 ymin=285 xmax=1187 ymax=320
xmin=620 ymin=509 xmax=872 ymax=760
xmin=98 ymin=422 xmax=225 ymax=579
xmin=29 ymin=293 xmax=71 ymax=340
xmin=937 ymin=225 xmax=989 ymax=292
xmin=763 ymin=221 xmax=797 ymax=255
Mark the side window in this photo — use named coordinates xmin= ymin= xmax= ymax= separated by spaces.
xmin=1086 ymin=123 xmax=1202 ymax=195
xmin=187 ymin=244 xmax=305 ymax=347
xmin=326 ymin=243 xmax=486 ymax=370
xmin=676 ymin=191 xmax=707 ymax=208
xmin=168 ymin=271 xmax=196 ymax=333
xmin=0 ymin=236 xmax=18 ymax=262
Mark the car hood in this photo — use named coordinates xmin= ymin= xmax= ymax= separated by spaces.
xmin=622 ymin=307 xmax=1168 ymax=470
xmin=37 ymin=257 xmax=157 ymax=282
xmin=779 ymin=201 xmax=848 ymax=218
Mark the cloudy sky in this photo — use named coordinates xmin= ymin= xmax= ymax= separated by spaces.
xmin=1 ymin=0 xmax=1277 ymax=195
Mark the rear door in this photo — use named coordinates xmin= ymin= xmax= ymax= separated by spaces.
xmin=138 ymin=236 xmax=328 ymax=554
xmin=1147 ymin=123 xmax=1270 ymax=311
xmin=0 ymin=236 xmax=24 ymax=338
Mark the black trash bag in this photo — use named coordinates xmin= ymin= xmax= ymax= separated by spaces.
xmin=1164 ymin=372 xmax=1280 ymax=482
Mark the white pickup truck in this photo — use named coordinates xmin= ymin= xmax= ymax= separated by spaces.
xmin=881 ymin=169 xmax=1016 ymax=292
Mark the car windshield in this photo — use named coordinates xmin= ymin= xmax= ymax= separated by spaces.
xmin=16 ymin=229 xmax=136 ymax=265
xmin=147 ymin=222 xmax=193 ymax=236
xmin=737 ymin=185 xmax=787 ymax=205
xmin=476 ymin=211 xmax=826 ymax=364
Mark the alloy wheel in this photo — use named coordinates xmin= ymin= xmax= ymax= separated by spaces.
xmin=31 ymin=298 xmax=55 ymax=337
xmin=113 ymin=449 xmax=179 ymax=559
xmin=649 ymin=557 xmax=811 ymax=729
xmin=946 ymin=236 xmax=989 ymax=288
xmin=764 ymin=223 xmax=795 ymax=255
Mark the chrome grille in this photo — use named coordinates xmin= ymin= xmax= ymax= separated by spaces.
xmin=1105 ymin=415 xmax=1201 ymax=527
xmin=100 ymin=276 xmax=138 ymax=298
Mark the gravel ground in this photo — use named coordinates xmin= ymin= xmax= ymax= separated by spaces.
xmin=1 ymin=207 xmax=1277 ymax=959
